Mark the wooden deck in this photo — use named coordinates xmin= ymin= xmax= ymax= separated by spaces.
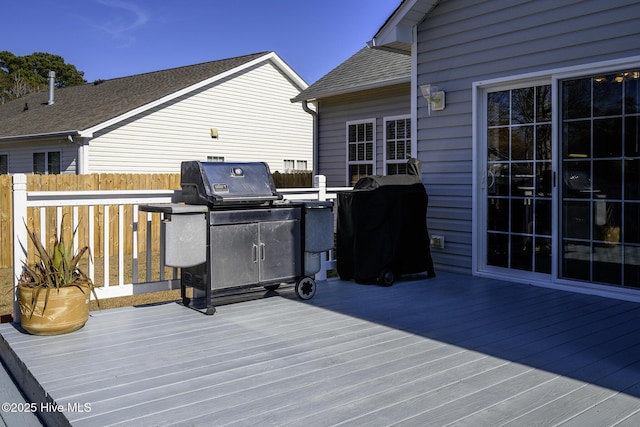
xmin=2 ymin=271 xmax=640 ymax=426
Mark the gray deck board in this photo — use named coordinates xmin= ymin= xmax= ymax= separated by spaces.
xmin=1 ymin=271 xmax=640 ymax=426
xmin=0 ymin=361 xmax=42 ymax=427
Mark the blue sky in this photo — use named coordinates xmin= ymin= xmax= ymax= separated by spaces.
xmin=2 ymin=0 xmax=400 ymax=85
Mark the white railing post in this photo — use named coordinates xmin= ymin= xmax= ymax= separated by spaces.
xmin=103 ymin=205 xmax=110 ymax=289
xmin=118 ymin=204 xmax=124 ymax=285
xmin=132 ymin=205 xmax=139 ymax=284
xmin=12 ymin=174 xmax=28 ymax=322
xmin=146 ymin=212 xmax=153 ymax=280
xmin=314 ymin=174 xmax=327 ymax=201
xmin=313 ymin=175 xmax=329 ymax=280
xmin=88 ymin=205 xmax=95 ymax=281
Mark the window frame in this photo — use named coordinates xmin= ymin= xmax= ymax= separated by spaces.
xmin=345 ymin=118 xmax=376 ymax=185
xmin=33 ymin=151 xmax=61 ymax=175
xmin=383 ymin=115 xmax=412 ymax=175
xmin=0 ymin=153 xmax=8 ymax=174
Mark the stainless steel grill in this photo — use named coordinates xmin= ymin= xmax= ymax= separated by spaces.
xmin=180 ymin=161 xmax=282 ymax=207
xmin=141 ymin=161 xmax=333 ymax=315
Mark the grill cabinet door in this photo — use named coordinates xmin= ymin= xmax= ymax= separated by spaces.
xmin=259 ymin=220 xmax=301 ymax=283
xmin=210 ymin=223 xmax=260 ymax=288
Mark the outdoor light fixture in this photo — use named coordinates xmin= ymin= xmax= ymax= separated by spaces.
xmin=420 ymin=84 xmax=445 ymax=113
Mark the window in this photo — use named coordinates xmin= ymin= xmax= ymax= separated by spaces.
xmin=0 ymin=154 xmax=7 ymax=174
xmin=385 ymin=117 xmax=411 ymax=174
xmin=283 ymin=160 xmax=308 ymax=171
xmin=33 ymin=151 xmax=61 ymax=174
xmin=33 ymin=153 xmax=44 ymax=174
xmin=347 ymin=119 xmax=375 ymax=185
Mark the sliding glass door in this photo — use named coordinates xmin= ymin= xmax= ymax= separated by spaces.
xmin=561 ymin=71 xmax=640 ymax=288
xmin=486 ymin=84 xmax=553 ymax=275
xmin=482 ymin=70 xmax=640 ymax=290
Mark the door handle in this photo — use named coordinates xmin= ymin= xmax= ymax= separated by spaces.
xmin=260 ymin=243 xmax=266 ymax=261
xmin=252 ymin=244 xmax=258 ymax=263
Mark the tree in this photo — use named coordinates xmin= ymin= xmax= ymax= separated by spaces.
xmin=0 ymin=51 xmax=86 ymax=104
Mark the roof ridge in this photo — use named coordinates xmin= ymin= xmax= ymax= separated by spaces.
xmin=0 ymin=51 xmax=282 ymax=139
xmin=292 ymin=47 xmax=410 ymax=102
xmin=89 ymin=51 xmax=272 ymax=84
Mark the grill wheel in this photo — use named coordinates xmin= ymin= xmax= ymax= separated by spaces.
xmin=295 ymin=276 xmax=316 ymax=300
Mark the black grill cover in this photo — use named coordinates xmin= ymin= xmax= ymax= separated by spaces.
xmin=337 ymin=160 xmax=435 ymax=284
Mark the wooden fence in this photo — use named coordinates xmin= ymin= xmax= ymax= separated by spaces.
xmin=0 ymin=172 xmax=311 ymax=268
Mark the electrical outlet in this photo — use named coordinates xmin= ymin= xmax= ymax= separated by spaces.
xmin=430 ymin=235 xmax=445 ymax=249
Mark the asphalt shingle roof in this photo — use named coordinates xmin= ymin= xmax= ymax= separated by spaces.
xmin=292 ymin=47 xmax=410 ymax=102
xmin=0 ymin=52 xmax=270 ymax=139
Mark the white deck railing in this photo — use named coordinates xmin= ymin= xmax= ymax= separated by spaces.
xmin=11 ymin=173 xmax=349 ymax=319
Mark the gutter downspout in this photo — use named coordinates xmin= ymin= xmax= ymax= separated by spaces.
xmin=301 ymin=100 xmax=319 ymax=177
xmin=71 ymin=136 xmax=90 ymax=174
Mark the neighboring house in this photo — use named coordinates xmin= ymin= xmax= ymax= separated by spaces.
xmin=301 ymin=0 xmax=640 ymax=302
xmin=292 ymin=47 xmax=411 ymax=186
xmin=0 ymin=52 xmax=312 ymax=174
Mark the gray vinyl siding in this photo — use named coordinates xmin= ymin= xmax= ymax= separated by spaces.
xmin=0 ymin=140 xmax=77 ymax=174
xmin=317 ymin=83 xmax=410 ymax=186
xmin=416 ymin=0 xmax=640 ymax=274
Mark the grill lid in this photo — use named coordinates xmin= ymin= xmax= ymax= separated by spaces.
xmin=181 ymin=161 xmax=282 ymax=207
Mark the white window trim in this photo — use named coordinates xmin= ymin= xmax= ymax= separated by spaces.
xmin=472 ymin=54 xmax=640 ymax=303
xmin=383 ymin=114 xmax=413 ymax=175
xmin=345 ymin=118 xmax=377 ymax=185
xmin=283 ymin=159 xmax=295 ymax=171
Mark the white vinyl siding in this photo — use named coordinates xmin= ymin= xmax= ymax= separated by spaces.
xmin=88 ymin=61 xmax=312 ymax=173
xmin=416 ymin=0 xmax=640 ymax=274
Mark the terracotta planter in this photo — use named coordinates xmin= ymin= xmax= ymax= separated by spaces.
xmin=18 ymin=285 xmax=90 ymax=335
